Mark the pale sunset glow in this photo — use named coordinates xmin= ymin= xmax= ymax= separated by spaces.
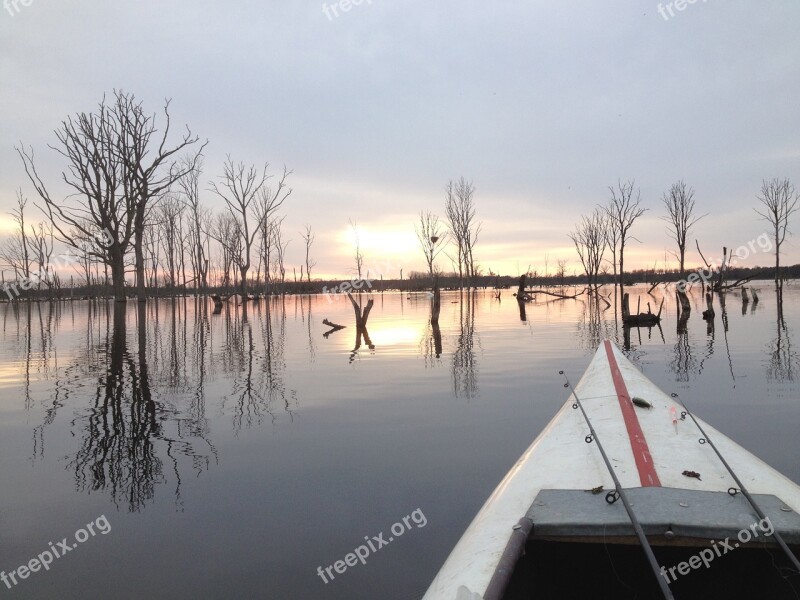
xmin=343 ymin=225 xmax=418 ymax=264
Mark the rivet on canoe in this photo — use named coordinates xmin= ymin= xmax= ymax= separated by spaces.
xmin=512 ymin=524 xmax=522 ymax=530
xmin=781 ymin=506 xmax=793 ymax=512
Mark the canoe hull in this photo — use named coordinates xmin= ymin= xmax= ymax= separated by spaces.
xmin=422 ymin=341 xmax=800 ymax=599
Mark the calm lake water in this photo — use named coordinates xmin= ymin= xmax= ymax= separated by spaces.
xmin=1 ymin=284 xmax=798 ymax=599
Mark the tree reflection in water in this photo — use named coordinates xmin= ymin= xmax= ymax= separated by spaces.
xmin=296 ymin=295 xmax=316 ymax=363
xmin=420 ymin=292 xmax=443 ymax=367
xmin=576 ymin=293 xmax=617 ymax=351
xmin=420 ymin=320 xmax=443 ymax=367
xmin=669 ymin=319 xmax=696 ymax=383
xmin=451 ymin=290 xmax=480 ymax=398
xmin=24 ymin=297 xmax=297 ymax=511
xmin=10 ymin=285 xmax=795 ymax=512
xmin=63 ymin=302 xmax=217 ymax=511
xmin=220 ymin=297 xmax=297 ymax=434
xmin=766 ymin=287 xmax=797 ymax=382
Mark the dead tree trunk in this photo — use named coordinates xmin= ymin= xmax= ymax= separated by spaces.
xmin=347 ymin=292 xmax=374 ymax=329
xmin=518 ymin=298 xmax=527 ymax=322
xmin=430 ymin=281 xmax=441 ymax=325
xmin=322 ymin=318 xmax=346 ymax=338
xmin=622 ymin=292 xmax=630 ymax=321
xmin=347 ymin=292 xmax=375 ymax=355
xmin=430 ymin=281 xmax=443 ymax=356
xmin=676 ymin=289 xmax=691 ymax=316
xmin=523 ymin=287 xmax=587 ymax=300
xmin=210 ymin=293 xmax=229 ymax=314
xmin=715 ymin=246 xmax=728 ymax=291
xmin=702 ymin=292 xmax=715 ymax=321
xmin=431 ymin=321 xmax=443 ymax=357
xmin=623 ymin=292 xmax=663 ymax=326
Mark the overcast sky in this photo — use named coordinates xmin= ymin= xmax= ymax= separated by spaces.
xmin=1 ymin=0 xmax=799 ymax=279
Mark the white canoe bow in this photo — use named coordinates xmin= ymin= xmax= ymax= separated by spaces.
xmin=423 ymin=340 xmax=800 ymax=600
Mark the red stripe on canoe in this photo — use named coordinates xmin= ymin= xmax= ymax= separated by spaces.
xmin=604 ymin=340 xmax=661 ymax=487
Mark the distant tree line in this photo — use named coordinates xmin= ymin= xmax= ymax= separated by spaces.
xmin=568 ymin=177 xmax=798 ymax=293
xmin=2 ymin=90 xmax=799 ymax=303
xmin=3 ymin=91 xmax=305 ymax=303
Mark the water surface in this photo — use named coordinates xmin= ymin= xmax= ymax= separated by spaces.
xmin=0 ymin=284 xmax=798 ymax=599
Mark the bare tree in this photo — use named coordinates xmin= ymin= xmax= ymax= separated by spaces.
xmin=1 ymin=192 xmax=33 ymax=283
xmin=104 ymin=91 xmax=204 ymax=302
xmin=17 ymin=92 xmax=202 ymax=301
xmin=156 ymin=196 xmax=184 ymax=289
xmin=349 ymin=218 xmax=364 ymax=280
xmin=569 ymin=209 xmax=607 ymax=289
xmin=445 ymin=177 xmax=481 ymax=287
xmin=210 ymin=158 xmax=291 ymax=299
xmin=143 ymin=223 xmax=161 ymax=290
xmin=12 ymin=190 xmax=31 ymax=279
xmin=256 ymin=212 xmax=275 ymax=289
xmin=272 ymin=217 xmax=289 ymax=285
xmin=604 ymin=179 xmax=647 ymax=293
xmin=30 ymin=222 xmax=56 ymax=291
xmin=415 ymin=211 xmax=446 ymax=279
xmin=211 ymin=212 xmax=240 ymax=290
xmin=254 ymin=181 xmax=291 ymax=291
xmin=755 ymin=177 xmax=799 ymax=287
xmin=556 ymin=258 xmax=568 ymax=288
xmin=17 ymin=102 xmax=135 ymax=301
xmin=300 ymin=225 xmax=316 ymax=282
xmin=603 ymin=216 xmax=619 ymax=283
xmin=68 ymin=220 xmax=104 ymax=287
xmin=661 ymin=180 xmax=705 ymax=276
xmin=177 ymin=156 xmax=210 ymax=292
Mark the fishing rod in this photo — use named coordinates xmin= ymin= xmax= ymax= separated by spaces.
xmin=671 ymin=392 xmax=800 ymax=574
xmin=560 ymin=371 xmax=674 ymax=600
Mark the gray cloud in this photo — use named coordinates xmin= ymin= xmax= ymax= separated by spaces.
xmin=1 ymin=0 xmax=798 ymax=276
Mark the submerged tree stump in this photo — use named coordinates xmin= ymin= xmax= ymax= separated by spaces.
xmin=622 ymin=292 xmax=663 ymax=326
xmin=430 ymin=282 xmax=441 ymax=325
xmin=322 ymin=319 xmax=346 ymax=338
xmin=513 ymin=274 xmax=532 ymax=302
xmin=347 ymin=292 xmax=373 ymax=329
xmin=702 ymin=292 xmax=715 ymax=320
xmin=211 ymin=294 xmax=228 ymax=314
xmin=347 ymin=292 xmax=375 ymax=355
xmin=676 ymin=288 xmax=691 ymax=316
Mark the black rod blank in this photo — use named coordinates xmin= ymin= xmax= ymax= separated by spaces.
xmin=672 ymin=392 xmax=800 ymax=574
xmin=561 ymin=371 xmax=674 ymax=600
